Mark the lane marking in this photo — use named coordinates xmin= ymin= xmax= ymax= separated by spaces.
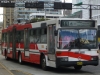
xmin=0 ymin=62 xmax=14 ymax=75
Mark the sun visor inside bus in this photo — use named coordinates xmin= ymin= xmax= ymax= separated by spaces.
xmin=41 ymin=23 xmax=46 ymax=28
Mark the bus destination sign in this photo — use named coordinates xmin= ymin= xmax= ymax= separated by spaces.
xmin=61 ymin=20 xmax=95 ymax=27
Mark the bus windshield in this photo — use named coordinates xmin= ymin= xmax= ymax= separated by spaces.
xmin=58 ymin=29 xmax=97 ymax=49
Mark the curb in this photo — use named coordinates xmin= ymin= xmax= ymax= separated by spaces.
xmin=0 ymin=62 xmax=14 ymax=75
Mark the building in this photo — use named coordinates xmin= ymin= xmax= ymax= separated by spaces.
xmin=0 ymin=22 xmax=3 ymax=40
xmin=72 ymin=0 xmax=83 ymax=14
xmin=29 ymin=13 xmax=63 ymax=20
xmin=82 ymin=0 xmax=90 ymax=19
xmin=72 ymin=0 xmax=91 ymax=19
xmin=3 ymin=8 xmax=14 ymax=29
xmin=90 ymin=0 xmax=100 ymax=26
xmin=66 ymin=10 xmax=82 ymax=18
xmin=65 ymin=0 xmax=83 ymax=18
xmin=72 ymin=0 xmax=100 ymax=26
xmin=14 ymin=0 xmax=62 ymax=23
xmin=14 ymin=2 xmax=30 ymax=23
xmin=63 ymin=10 xmax=72 ymax=16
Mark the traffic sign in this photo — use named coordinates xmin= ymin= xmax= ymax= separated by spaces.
xmin=0 ymin=1 xmax=15 ymax=7
xmin=54 ymin=2 xmax=72 ymax=9
xmin=25 ymin=1 xmax=44 ymax=8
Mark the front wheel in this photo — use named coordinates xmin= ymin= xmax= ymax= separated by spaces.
xmin=74 ymin=65 xmax=82 ymax=70
xmin=41 ymin=55 xmax=48 ymax=70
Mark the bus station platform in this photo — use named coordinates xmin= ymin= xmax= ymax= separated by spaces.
xmin=0 ymin=62 xmax=14 ymax=75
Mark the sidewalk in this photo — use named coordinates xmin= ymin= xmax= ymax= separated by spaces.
xmin=0 ymin=62 xmax=14 ymax=75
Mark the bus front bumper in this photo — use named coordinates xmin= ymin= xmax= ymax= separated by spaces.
xmin=56 ymin=58 xmax=99 ymax=67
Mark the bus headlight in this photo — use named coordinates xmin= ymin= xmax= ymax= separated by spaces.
xmin=91 ymin=56 xmax=98 ymax=60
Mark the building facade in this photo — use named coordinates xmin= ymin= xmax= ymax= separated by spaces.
xmin=72 ymin=0 xmax=83 ymax=14
xmin=82 ymin=0 xmax=90 ymax=19
xmin=14 ymin=0 xmax=62 ymax=23
xmin=73 ymin=0 xmax=100 ymax=26
xmin=90 ymin=0 xmax=100 ymax=25
xmin=3 ymin=8 xmax=14 ymax=28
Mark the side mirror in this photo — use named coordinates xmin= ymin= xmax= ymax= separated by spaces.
xmin=54 ymin=30 xmax=58 ymax=36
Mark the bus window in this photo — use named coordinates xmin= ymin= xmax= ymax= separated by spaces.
xmin=2 ymin=33 xmax=4 ymax=43
xmin=2 ymin=33 xmax=7 ymax=43
xmin=29 ymin=29 xmax=36 ymax=43
xmin=16 ymin=31 xmax=20 ymax=43
xmin=20 ymin=31 xmax=24 ymax=43
xmin=36 ymin=29 xmax=41 ymax=43
xmin=41 ymin=28 xmax=47 ymax=43
xmin=9 ymin=32 xmax=12 ymax=43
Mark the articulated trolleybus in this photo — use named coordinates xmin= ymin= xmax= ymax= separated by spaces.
xmin=1 ymin=18 xmax=99 ymax=70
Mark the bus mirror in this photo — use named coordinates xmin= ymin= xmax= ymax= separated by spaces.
xmin=54 ymin=30 xmax=58 ymax=36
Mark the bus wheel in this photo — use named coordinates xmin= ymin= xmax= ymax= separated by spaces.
xmin=74 ymin=65 xmax=82 ymax=70
xmin=18 ymin=53 xmax=23 ymax=64
xmin=41 ymin=55 xmax=48 ymax=70
xmin=5 ymin=50 xmax=8 ymax=60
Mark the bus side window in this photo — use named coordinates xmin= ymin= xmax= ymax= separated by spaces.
xmin=36 ymin=29 xmax=41 ymax=43
xmin=41 ymin=28 xmax=47 ymax=43
xmin=2 ymin=33 xmax=4 ymax=43
xmin=19 ymin=31 xmax=24 ymax=43
xmin=16 ymin=31 xmax=20 ymax=43
xmin=30 ymin=29 xmax=34 ymax=43
xmin=3 ymin=33 xmax=7 ymax=43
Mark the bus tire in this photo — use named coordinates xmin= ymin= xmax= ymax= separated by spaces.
xmin=5 ymin=50 xmax=9 ymax=60
xmin=18 ymin=53 xmax=23 ymax=64
xmin=41 ymin=55 xmax=48 ymax=70
xmin=74 ymin=65 xmax=82 ymax=70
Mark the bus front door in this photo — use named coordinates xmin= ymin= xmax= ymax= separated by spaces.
xmin=24 ymin=29 xmax=29 ymax=57
xmin=47 ymin=25 xmax=56 ymax=64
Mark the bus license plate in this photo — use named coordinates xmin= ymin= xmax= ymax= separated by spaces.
xmin=77 ymin=62 xmax=83 ymax=65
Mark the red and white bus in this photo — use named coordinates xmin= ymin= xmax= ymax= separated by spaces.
xmin=1 ymin=18 xmax=99 ymax=70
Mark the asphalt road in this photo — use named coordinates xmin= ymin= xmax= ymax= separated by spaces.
xmin=0 ymin=54 xmax=100 ymax=75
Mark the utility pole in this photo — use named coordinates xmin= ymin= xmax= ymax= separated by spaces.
xmin=89 ymin=5 xmax=92 ymax=19
xmin=64 ymin=0 xmax=65 ymax=16
xmin=44 ymin=2 xmax=46 ymax=20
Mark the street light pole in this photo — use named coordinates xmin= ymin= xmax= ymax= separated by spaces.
xmin=64 ymin=0 xmax=65 ymax=16
xmin=89 ymin=5 xmax=92 ymax=19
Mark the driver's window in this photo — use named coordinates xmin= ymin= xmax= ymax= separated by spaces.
xmin=58 ymin=29 xmax=78 ymax=49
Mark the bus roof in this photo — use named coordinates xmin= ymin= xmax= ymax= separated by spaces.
xmin=2 ymin=18 xmax=97 ymax=33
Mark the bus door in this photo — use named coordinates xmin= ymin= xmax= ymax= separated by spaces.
xmin=47 ymin=25 xmax=56 ymax=61
xmin=24 ymin=29 xmax=29 ymax=57
xmin=12 ymin=28 xmax=17 ymax=59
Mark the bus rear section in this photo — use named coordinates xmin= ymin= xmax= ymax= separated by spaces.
xmin=54 ymin=20 xmax=99 ymax=70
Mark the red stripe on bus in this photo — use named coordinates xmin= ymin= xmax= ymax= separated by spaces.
xmin=56 ymin=51 xmax=91 ymax=60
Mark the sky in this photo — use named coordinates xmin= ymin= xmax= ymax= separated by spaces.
xmin=0 ymin=0 xmax=72 ymax=22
